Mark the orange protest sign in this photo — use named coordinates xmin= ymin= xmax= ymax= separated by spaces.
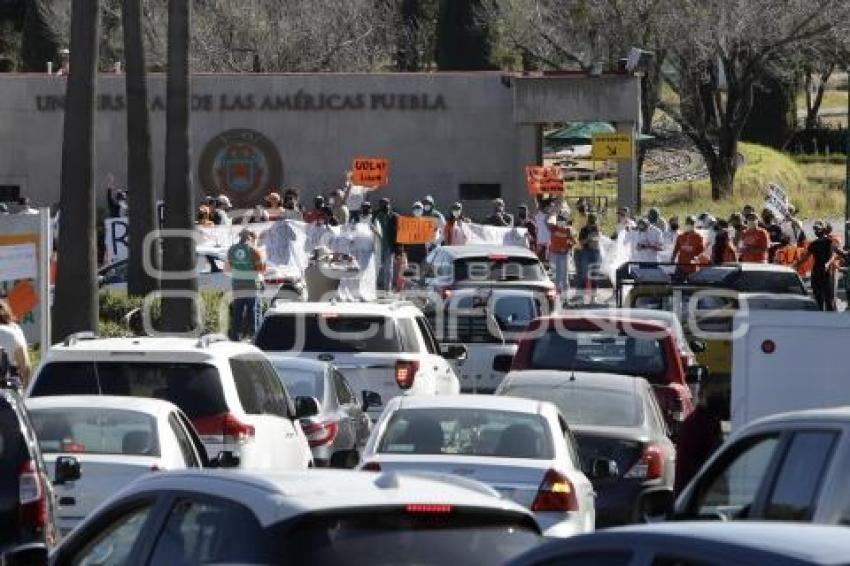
xmin=396 ymin=216 xmax=437 ymax=245
xmin=7 ymin=279 xmax=38 ymax=319
xmin=352 ymin=157 xmax=390 ymax=187
xmin=525 ymin=166 xmax=564 ymax=194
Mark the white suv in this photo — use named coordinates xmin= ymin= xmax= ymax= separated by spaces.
xmin=255 ymin=300 xmax=463 ymax=419
xmin=26 ymin=333 xmax=314 ymax=471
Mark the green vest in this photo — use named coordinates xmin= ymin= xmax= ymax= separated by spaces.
xmin=228 ymin=243 xmax=261 ymax=289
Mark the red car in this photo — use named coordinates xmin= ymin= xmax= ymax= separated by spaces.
xmin=507 ymin=315 xmax=701 ymax=432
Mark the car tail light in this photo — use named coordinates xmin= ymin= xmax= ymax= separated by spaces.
xmin=406 ymin=504 xmax=453 ymax=514
xmin=530 ymin=469 xmax=578 ymax=513
xmin=301 ymin=420 xmax=339 ymax=448
xmin=488 ymin=255 xmax=508 ymax=261
xmin=18 ymin=460 xmax=47 ymax=533
xmin=362 ymin=461 xmax=381 ymax=472
xmin=194 ymin=413 xmax=256 ymax=444
xmin=395 ymin=360 xmax=419 ymax=390
xmin=624 ymin=444 xmax=665 ymax=480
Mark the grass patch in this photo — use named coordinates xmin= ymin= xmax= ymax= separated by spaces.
xmin=567 ymin=143 xmax=845 ymax=227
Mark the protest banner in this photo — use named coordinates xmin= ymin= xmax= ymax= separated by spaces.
xmin=0 ymin=243 xmax=37 ymax=281
xmin=525 ymin=166 xmax=564 ymax=194
xmin=351 ymin=157 xmax=390 ymax=187
xmin=396 ymin=216 xmax=437 ymax=244
xmin=459 ymin=223 xmax=529 ymax=247
xmin=764 ymin=183 xmax=791 ymax=219
xmin=104 ymin=217 xmax=129 ymax=263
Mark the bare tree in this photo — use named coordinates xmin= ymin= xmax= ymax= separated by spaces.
xmin=124 ymin=0 xmax=159 ymax=297
xmin=53 ymin=0 xmax=100 ymax=342
xmin=160 ymin=0 xmax=198 ymax=333
xmin=659 ymin=0 xmax=850 ymax=199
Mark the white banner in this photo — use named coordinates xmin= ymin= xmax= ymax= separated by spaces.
xmin=459 ymin=223 xmax=529 ymax=247
xmin=104 ymin=217 xmax=129 ymax=264
xmin=764 ymin=183 xmax=790 ymax=220
xmin=0 ymin=243 xmax=37 ymax=282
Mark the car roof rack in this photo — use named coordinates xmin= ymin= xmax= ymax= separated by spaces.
xmin=63 ymin=331 xmax=98 ymax=347
xmin=196 ymin=333 xmax=229 ymax=348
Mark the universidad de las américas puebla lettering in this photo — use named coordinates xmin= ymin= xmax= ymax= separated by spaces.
xmin=35 ymin=92 xmax=448 ymax=112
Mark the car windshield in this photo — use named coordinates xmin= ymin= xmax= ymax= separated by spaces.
xmin=29 ymin=362 xmax=227 ymax=420
xmin=687 ymin=267 xmax=805 ymax=295
xmin=454 ymin=294 xmax=540 ymax=332
xmin=503 ymin=385 xmax=643 ymax=428
xmin=256 ymin=314 xmax=402 ymax=353
xmin=273 ymin=366 xmax=325 ymax=400
xmin=378 ymin=408 xmax=554 ymax=459
xmin=453 ymin=256 xmax=545 ymax=283
xmin=272 ymin=513 xmax=540 ymax=566
xmin=30 ymin=407 xmax=160 ymax=456
xmin=527 ymin=330 xmax=668 ymax=381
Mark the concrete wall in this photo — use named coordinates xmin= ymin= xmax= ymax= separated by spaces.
xmin=0 ymin=72 xmax=641 ymax=217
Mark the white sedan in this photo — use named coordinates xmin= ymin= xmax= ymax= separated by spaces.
xmin=360 ymin=395 xmax=595 ymax=537
xmin=26 ymin=395 xmax=207 ymax=534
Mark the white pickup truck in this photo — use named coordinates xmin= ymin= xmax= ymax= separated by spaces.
xmin=255 ymin=300 xmax=463 ymax=419
xmin=731 ymin=311 xmax=850 ymax=431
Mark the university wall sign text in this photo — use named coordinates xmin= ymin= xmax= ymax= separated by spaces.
xmin=34 ymin=92 xmax=448 ymax=113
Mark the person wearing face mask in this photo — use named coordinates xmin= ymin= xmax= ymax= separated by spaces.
xmin=577 ymin=213 xmax=601 ymax=303
xmin=373 ymin=198 xmax=399 ymax=292
xmin=303 ymin=195 xmax=329 ymax=224
xmin=548 ymin=214 xmax=575 ymax=295
xmin=279 ymin=189 xmax=304 ymax=221
xmin=728 ymin=213 xmax=744 ymax=248
xmin=327 ymin=188 xmax=349 ymax=226
xmin=665 ymin=216 xmax=681 ymax=248
xmin=672 ymin=216 xmax=705 ymax=276
xmin=647 ymin=207 xmax=668 ymax=232
xmin=421 ymin=195 xmax=446 ymax=245
xmin=486 ymin=198 xmax=513 ymax=227
xmin=740 ymin=213 xmax=769 ymax=263
xmin=613 ymin=207 xmax=636 ymax=238
xmin=515 ymin=204 xmax=538 ymax=251
xmin=795 ymin=221 xmax=845 ymax=311
xmin=631 ymin=218 xmax=664 ymax=264
xmin=444 ymin=202 xmax=469 ymax=246
xmin=404 ymin=201 xmax=430 ymax=269
xmin=711 ymin=220 xmax=738 ymax=265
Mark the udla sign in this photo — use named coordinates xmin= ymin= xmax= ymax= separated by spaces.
xmin=352 ymin=157 xmax=390 ymax=187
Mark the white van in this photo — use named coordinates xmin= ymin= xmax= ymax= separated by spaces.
xmin=731 ymin=311 xmax=850 ymax=431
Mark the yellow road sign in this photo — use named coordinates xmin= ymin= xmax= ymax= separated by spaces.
xmin=591 ymin=133 xmax=633 ymax=161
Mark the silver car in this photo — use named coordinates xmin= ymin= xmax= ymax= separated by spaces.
xmin=270 ymin=357 xmax=371 ymax=467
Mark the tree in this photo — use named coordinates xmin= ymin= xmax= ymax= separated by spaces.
xmin=436 ymin=0 xmax=492 ymax=70
xmin=160 ymin=0 xmax=198 ymax=333
xmin=21 ymin=0 xmax=60 ymax=71
xmin=659 ymin=0 xmax=850 ymax=199
xmin=123 ymin=0 xmax=159 ymax=297
xmin=53 ymin=0 xmax=100 ymax=343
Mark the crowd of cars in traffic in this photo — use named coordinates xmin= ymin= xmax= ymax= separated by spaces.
xmin=2 ymin=244 xmax=848 ymax=565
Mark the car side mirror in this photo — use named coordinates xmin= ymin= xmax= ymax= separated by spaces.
xmin=686 ymin=365 xmax=707 ymax=385
xmin=294 ymin=396 xmax=320 ymax=419
xmin=590 ymin=457 xmax=619 ymax=480
xmin=209 ymin=450 xmax=240 ymax=469
xmin=3 ymin=543 xmax=48 ymax=566
xmin=440 ymin=343 xmax=468 ymax=361
xmin=492 ymin=354 xmax=514 ymax=374
xmin=329 ymin=449 xmax=360 ymax=469
xmin=362 ymin=390 xmax=383 ymax=411
xmin=689 ymin=340 xmax=706 ymax=353
xmin=54 ymin=456 xmax=81 ymax=485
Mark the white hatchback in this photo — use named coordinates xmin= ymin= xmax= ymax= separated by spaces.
xmin=360 ymin=395 xmax=596 ymax=537
xmin=27 ymin=334 xmax=315 ymax=471
xmin=26 ymin=395 xmax=205 ymax=534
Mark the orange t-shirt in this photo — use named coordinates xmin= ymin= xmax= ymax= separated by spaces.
xmin=740 ymin=227 xmax=769 ymax=263
xmin=549 ymin=225 xmax=575 ymax=254
xmin=774 ymin=245 xmax=803 ymax=267
xmin=673 ymin=231 xmax=705 ymax=272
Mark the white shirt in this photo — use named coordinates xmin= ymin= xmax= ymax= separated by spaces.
xmin=630 ymin=225 xmax=664 ymax=263
xmin=0 ymin=324 xmax=26 ymax=364
xmin=534 ymin=211 xmax=554 ymax=245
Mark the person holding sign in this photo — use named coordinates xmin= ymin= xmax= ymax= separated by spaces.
xmin=444 ymin=202 xmax=469 ymax=246
xmin=548 ymin=215 xmax=575 ymax=295
xmin=0 ymin=299 xmax=30 ymax=388
xmin=227 ymin=229 xmax=265 ymax=341
xmin=404 ymin=201 xmax=430 ymax=267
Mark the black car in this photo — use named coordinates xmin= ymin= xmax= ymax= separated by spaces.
xmin=0 ymin=371 xmax=80 ymax=560
xmin=497 ymin=370 xmax=676 ymax=527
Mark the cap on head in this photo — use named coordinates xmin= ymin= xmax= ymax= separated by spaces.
xmin=617 ymin=207 xmax=629 ymax=216
xmin=412 ymin=201 xmax=423 ymax=209
xmin=217 ymin=195 xmax=232 ymax=208
xmin=685 ymin=215 xmax=696 ymax=224
xmin=451 ymin=202 xmax=462 ymax=210
xmin=423 ymin=195 xmax=435 ymax=205
xmin=493 ymin=198 xmax=505 ymax=206
xmin=266 ymin=192 xmax=281 ymax=204
xmin=239 ymin=228 xmax=255 ymax=242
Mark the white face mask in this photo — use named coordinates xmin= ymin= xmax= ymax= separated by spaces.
xmin=685 ymin=224 xmax=694 ymax=232
xmin=413 ymin=208 xmax=423 ymax=217
xmin=424 ymin=204 xmax=432 ymax=212
xmin=747 ymin=220 xmax=757 ymax=229
xmin=451 ymin=209 xmax=461 ymax=218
